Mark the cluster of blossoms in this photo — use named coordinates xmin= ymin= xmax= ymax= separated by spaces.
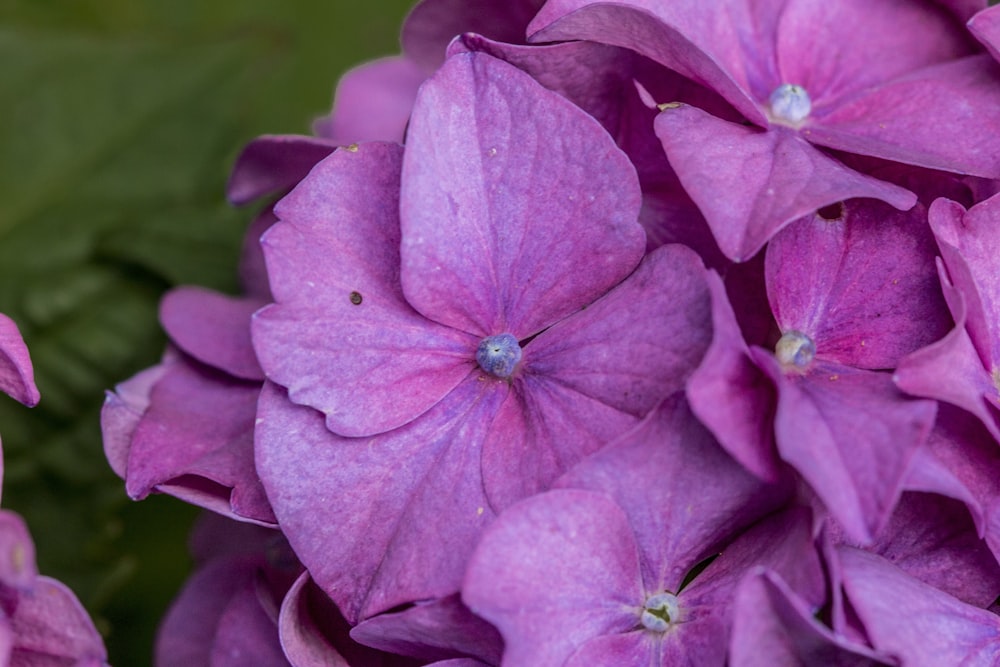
xmin=0 ymin=318 xmax=109 ymax=666
xmin=103 ymin=0 xmax=1000 ymax=665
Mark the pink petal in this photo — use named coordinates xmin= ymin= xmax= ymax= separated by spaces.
xmin=970 ymin=5 xmax=1000 ymax=62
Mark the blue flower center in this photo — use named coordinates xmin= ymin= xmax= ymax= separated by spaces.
xmin=768 ymin=83 xmax=811 ymax=126
xmin=640 ymin=592 xmax=680 ymax=632
xmin=476 ymin=333 xmax=522 ymax=379
xmin=775 ymin=330 xmax=816 ymax=371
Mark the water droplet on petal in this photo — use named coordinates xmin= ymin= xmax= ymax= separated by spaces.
xmin=775 ymin=330 xmax=816 ymax=372
xmin=768 ymin=84 xmax=812 ymax=127
xmin=476 ymin=333 xmax=522 ymax=379
xmin=640 ymin=592 xmax=680 ymax=632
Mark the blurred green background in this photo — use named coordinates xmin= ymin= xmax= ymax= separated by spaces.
xmin=0 ymin=1 xmax=413 ymax=664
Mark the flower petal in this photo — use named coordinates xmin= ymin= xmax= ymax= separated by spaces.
xmin=0 ymin=313 xmax=38 ymax=407
xmin=227 ymin=135 xmax=337 ymax=206
xmin=400 ymin=51 xmax=644 ymax=337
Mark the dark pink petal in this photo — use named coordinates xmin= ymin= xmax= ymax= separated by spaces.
xmin=462 ymin=489 xmax=643 ymax=667
xmin=350 ymin=594 xmax=502 ymax=664
xmin=227 ymin=135 xmax=337 ymax=206
xmin=756 ymin=355 xmax=935 ymax=543
xmin=402 ymin=0 xmax=544 ymax=70
xmin=840 ymin=547 xmax=1000 ymax=665
xmin=766 ymin=200 xmax=950 ymax=369
xmin=255 ymin=142 xmax=477 ymax=437
xmin=160 ymin=287 xmax=265 ymax=381
xmin=9 ymin=576 xmax=107 ymax=666
xmin=556 ymin=395 xmax=790 ymax=592
xmin=313 ymin=56 xmax=426 ymax=144
xmin=970 ymin=5 xmax=1000 ymax=62
xmin=210 ymin=576 xmax=289 ymax=667
xmin=255 ymin=378 xmax=507 ymax=623
xmin=687 ymin=271 xmax=780 ymax=482
xmin=654 ymin=105 xmax=916 ymax=261
xmin=0 ymin=313 xmax=38 ymax=407
xmin=101 ymin=360 xmax=171 ymax=479
xmin=930 ymin=193 xmax=1000 ymax=370
xmin=730 ymin=569 xmax=889 ymax=667
xmin=0 ymin=511 xmax=37 ymax=590
xmin=125 ymin=359 xmax=275 ymax=526
xmin=400 ymin=51 xmax=644 ymax=337
xmin=809 ymin=56 xmax=1000 ymax=178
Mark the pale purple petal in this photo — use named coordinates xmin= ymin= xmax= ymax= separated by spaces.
xmin=239 ymin=208 xmax=277 ymax=301
xmin=255 ymin=142 xmax=477 ymax=437
xmin=101 ymin=360 xmax=171 ymax=479
xmin=350 ymin=594 xmax=502 ymax=664
xmin=400 ymin=51 xmax=644 ymax=337
xmin=278 ymin=573 xmax=352 ymax=667
xmin=160 ymin=287 xmax=265 ymax=381
xmin=255 ymin=378 xmax=507 ymax=623
xmin=227 ymin=135 xmax=337 ymax=206
xmin=809 ymin=56 xmax=1000 ymax=179
xmin=314 ymin=56 xmax=426 ymax=144
xmin=0 ymin=313 xmax=38 ymax=407
xmin=766 ymin=200 xmax=950 ymax=369
xmin=687 ymin=271 xmax=780 ymax=482
xmin=654 ymin=105 xmax=916 ymax=261
xmin=756 ymin=355 xmax=935 ymax=543
xmin=840 ymin=547 xmax=1000 ymax=666
xmin=210 ymin=576 xmax=289 ymax=667
xmin=462 ymin=489 xmax=643 ymax=667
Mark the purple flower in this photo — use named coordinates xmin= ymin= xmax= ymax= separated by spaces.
xmin=252 ymin=51 xmax=715 ymax=622
xmin=529 ymin=0 xmax=1000 ymax=258
xmin=463 ymin=397 xmax=808 ymax=667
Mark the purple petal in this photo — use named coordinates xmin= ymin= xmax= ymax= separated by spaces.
xmin=481 ymin=245 xmax=713 ymax=509
xmin=400 ymin=51 xmax=644 ymax=337
xmin=765 ymin=200 xmax=950 ymax=369
xmin=930 ymin=193 xmax=1000 ymax=370
xmin=0 ymin=313 xmax=38 ymax=407
xmin=0 ymin=511 xmax=37 ymax=590
xmin=125 ymin=358 xmax=275 ymax=526
xmin=10 ymin=576 xmax=107 ymax=666
xmin=970 ymin=5 xmax=1000 ymax=62
xmin=808 ymin=56 xmax=1000 ymax=178
xmin=757 ymin=355 xmax=935 ymax=543
xmin=934 ymin=0 xmax=989 ymax=22
xmin=654 ymin=105 xmax=916 ymax=261
xmin=839 ymin=547 xmax=1000 ymax=665
xmin=160 ymin=287 xmax=265 ymax=381
xmin=730 ymin=569 xmax=889 ymax=667
xmin=227 ymin=135 xmax=337 ymax=206
xmin=255 ymin=378 xmax=507 ymax=623
xmin=239 ymin=208 xmax=277 ymax=301
xmin=101 ymin=360 xmax=171 ymax=479
xmin=349 ymin=594 xmax=502 ymax=664
xmin=314 ymin=56 xmax=426 ymax=144
xmin=210 ymin=576 xmax=289 ymax=667
xmin=401 ymin=0 xmax=544 ymax=70
xmin=462 ymin=489 xmax=643 ymax=667
xmin=278 ymin=573 xmax=353 ymax=667
xmin=687 ymin=271 xmax=780 ymax=482
xmin=557 ymin=395 xmax=791 ymax=592
xmin=255 ymin=142 xmax=477 ymax=437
